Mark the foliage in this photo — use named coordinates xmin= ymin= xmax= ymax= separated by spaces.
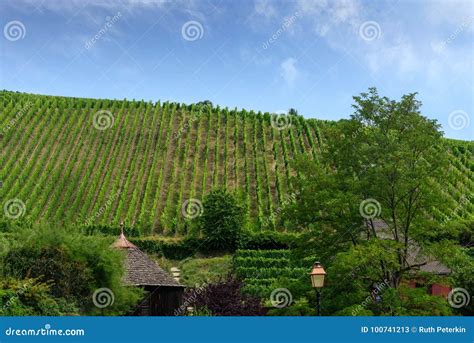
xmin=130 ymin=237 xmax=201 ymax=260
xmin=179 ymin=256 xmax=232 ymax=287
xmin=2 ymin=225 xmax=143 ymax=315
xmin=267 ymin=297 xmax=316 ymax=316
xmin=283 ymin=88 xmax=451 ymax=289
xmin=199 ymin=189 xmax=245 ymax=251
xmin=0 ymin=90 xmax=471 ymax=236
xmin=321 ymin=241 xmax=454 ymax=316
xmin=234 ymin=249 xmax=312 ymax=300
xmin=383 ymin=286 xmax=453 ymax=316
xmin=0 ymin=278 xmax=79 ymax=316
xmin=426 ymin=240 xmax=474 ymax=315
xmin=238 ymin=231 xmax=297 ymax=250
xmin=190 ymin=276 xmax=266 ymax=316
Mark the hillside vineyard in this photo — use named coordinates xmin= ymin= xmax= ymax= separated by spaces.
xmin=1 ymin=91 xmax=473 ymax=236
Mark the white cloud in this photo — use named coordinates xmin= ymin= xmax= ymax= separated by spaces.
xmin=254 ymin=0 xmax=278 ymax=19
xmin=296 ymin=0 xmax=361 ymax=36
xmin=424 ymin=0 xmax=474 ymax=32
xmin=280 ymin=57 xmax=299 ymax=87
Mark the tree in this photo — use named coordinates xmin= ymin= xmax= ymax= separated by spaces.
xmin=283 ymin=88 xmax=449 ymax=288
xmin=319 ymin=241 xmax=453 ymax=316
xmin=199 ymin=189 xmax=244 ymax=251
xmin=0 ymin=278 xmax=79 ymax=316
xmin=288 ymin=108 xmax=298 ymax=116
xmin=2 ymin=224 xmax=143 ymax=315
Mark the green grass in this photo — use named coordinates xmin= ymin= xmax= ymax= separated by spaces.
xmin=179 ymin=255 xmax=232 ymax=286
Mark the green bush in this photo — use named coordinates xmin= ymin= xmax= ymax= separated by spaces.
xmin=82 ymin=224 xmax=141 ymax=237
xmin=130 ymin=237 xmax=201 ymax=260
xmin=199 ymin=189 xmax=244 ymax=251
xmin=238 ymin=231 xmax=297 ymax=250
xmin=267 ymin=298 xmax=317 ymax=316
xmin=0 ymin=278 xmax=78 ymax=316
xmin=179 ymin=256 xmax=232 ymax=287
xmin=2 ymin=225 xmax=143 ymax=315
xmin=235 ymin=249 xmax=291 ymax=259
xmin=235 ymin=267 xmax=307 ymax=279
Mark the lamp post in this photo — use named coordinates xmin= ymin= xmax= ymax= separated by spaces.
xmin=310 ymin=261 xmax=326 ymax=316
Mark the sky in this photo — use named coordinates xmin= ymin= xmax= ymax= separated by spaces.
xmin=0 ymin=0 xmax=473 ymax=140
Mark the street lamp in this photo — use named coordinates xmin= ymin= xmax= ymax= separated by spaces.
xmin=310 ymin=262 xmax=326 ymax=316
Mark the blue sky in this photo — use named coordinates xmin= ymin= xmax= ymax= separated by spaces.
xmin=1 ymin=0 xmax=473 ymax=140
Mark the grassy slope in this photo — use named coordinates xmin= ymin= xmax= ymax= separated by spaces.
xmin=0 ymin=91 xmax=472 ymax=235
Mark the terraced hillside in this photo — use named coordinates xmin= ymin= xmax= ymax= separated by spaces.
xmin=0 ymin=91 xmax=473 ymax=235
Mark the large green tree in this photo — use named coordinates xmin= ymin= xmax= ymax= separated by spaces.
xmin=283 ymin=88 xmax=449 ymax=289
xmin=199 ymin=189 xmax=245 ymax=251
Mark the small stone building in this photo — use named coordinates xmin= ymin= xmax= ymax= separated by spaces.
xmin=112 ymin=231 xmax=184 ymax=315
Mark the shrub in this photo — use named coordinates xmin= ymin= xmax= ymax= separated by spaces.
xmin=179 ymin=256 xmax=232 ymax=287
xmin=189 ymin=276 xmax=266 ymax=316
xmin=267 ymin=298 xmax=316 ymax=316
xmin=238 ymin=231 xmax=297 ymax=250
xmin=199 ymin=189 xmax=244 ymax=251
xmin=130 ymin=237 xmax=201 ymax=260
xmin=0 ymin=278 xmax=79 ymax=316
xmin=2 ymin=225 xmax=143 ymax=315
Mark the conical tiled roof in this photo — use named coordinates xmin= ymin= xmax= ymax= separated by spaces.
xmin=112 ymin=232 xmax=183 ymax=288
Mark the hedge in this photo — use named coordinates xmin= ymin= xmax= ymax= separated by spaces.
xmin=238 ymin=231 xmax=298 ymax=250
